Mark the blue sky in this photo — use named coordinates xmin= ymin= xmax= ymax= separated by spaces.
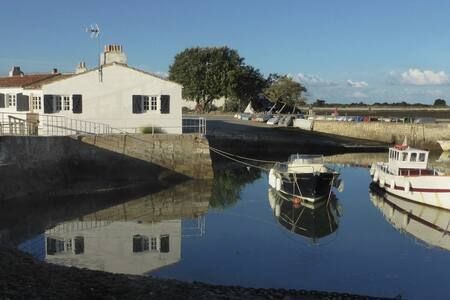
xmin=2 ymin=0 xmax=450 ymax=103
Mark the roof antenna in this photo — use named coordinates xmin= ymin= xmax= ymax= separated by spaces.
xmin=86 ymin=24 xmax=102 ymax=82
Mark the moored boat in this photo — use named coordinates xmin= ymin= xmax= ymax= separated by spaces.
xmin=370 ymin=141 xmax=450 ymax=210
xmin=268 ymin=154 xmax=340 ymax=203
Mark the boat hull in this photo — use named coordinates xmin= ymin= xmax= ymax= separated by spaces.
xmin=371 ymin=162 xmax=450 ymax=210
xmin=269 ymin=169 xmax=336 ymax=202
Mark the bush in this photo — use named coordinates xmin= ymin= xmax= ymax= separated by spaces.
xmin=140 ymin=126 xmax=165 ymax=134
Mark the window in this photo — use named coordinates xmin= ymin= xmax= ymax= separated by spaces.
xmin=63 ymin=96 xmax=70 ymax=111
xmin=46 ymin=237 xmax=65 ymax=255
xmin=151 ymin=96 xmax=157 ymax=111
xmin=74 ymin=236 xmax=84 ymax=255
xmin=66 ymin=239 xmax=72 ymax=252
xmin=160 ymin=235 xmax=170 ymax=253
xmin=32 ymin=96 xmax=41 ymax=110
xmin=8 ymin=94 xmax=16 ymax=107
xmin=419 ymin=153 xmax=426 ymax=162
xmin=410 ymin=153 xmax=417 ymax=162
xmin=133 ymin=234 xmax=150 ymax=253
xmin=55 ymin=96 xmax=62 ymax=111
xmin=150 ymin=237 xmax=157 ymax=251
xmin=143 ymin=96 xmax=150 ymax=111
xmin=402 ymin=152 xmax=408 ymax=161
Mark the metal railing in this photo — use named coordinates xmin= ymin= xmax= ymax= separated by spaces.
xmin=0 ymin=113 xmax=207 ymax=137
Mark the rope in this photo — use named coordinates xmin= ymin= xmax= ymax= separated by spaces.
xmin=207 ymin=144 xmax=279 ymax=164
xmin=209 ymin=147 xmax=271 ymax=171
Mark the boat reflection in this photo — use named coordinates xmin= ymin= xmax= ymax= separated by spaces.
xmin=369 ymin=183 xmax=450 ymax=251
xmin=19 ymin=180 xmax=211 ymax=275
xmin=268 ymin=188 xmax=341 ymax=242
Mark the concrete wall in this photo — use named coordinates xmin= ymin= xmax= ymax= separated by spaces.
xmin=313 ymin=121 xmax=450 ymax=150
xmin=77 ymin=134 xmax=213 ymax=179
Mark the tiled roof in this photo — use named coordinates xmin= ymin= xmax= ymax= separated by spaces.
xmin=0 ymin=74 xmax=62 ymax=88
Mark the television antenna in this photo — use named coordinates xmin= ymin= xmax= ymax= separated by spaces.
xmin=85 ymin=24 xmax=102 ymax=82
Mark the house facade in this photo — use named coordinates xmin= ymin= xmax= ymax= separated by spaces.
xmin=0 ymin=45 xmax=183 ymax=134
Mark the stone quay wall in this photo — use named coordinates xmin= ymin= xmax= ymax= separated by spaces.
xmin=77 ymin=134 xmax=213 ymax=179
xmin=313 ymin=121 xmax=450 ymax=150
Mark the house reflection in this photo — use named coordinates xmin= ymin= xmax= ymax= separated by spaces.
xmin=268 ymin=188 xmax=341 ymax=242
xmin=21 ymin=180 xmax=211 ymax=275
xmin=369 ymin=184 xmax=450 ymax=251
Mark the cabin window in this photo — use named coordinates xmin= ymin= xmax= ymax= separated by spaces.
xmin=402 ymin=152 xmax=408 ymax=161
xmin=410 ymin=153 xmax=417 ymax=162
xmin=419 ymin=153 xmax=426 ymax=162
xmin=32 ymin=96 xmax=42 ymax=110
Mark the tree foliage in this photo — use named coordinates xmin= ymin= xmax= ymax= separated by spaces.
xmin=168 ymin=47 xmax=243 ymax=112
xmin=264 ymin=74 xmax=307 ymax=111
xmin=433 ymin=98 xmax=447 ymax=106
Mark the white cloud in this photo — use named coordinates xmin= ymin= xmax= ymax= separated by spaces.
xmin=296 ymin=73 xmax=337 ymax=86
xmin=351 ymin=91 xmax=368 ymax=98
xmin=400 ymin=68 xmax=449 ymax=85
xmin=347 ymin=79 xmax=368 ymax=88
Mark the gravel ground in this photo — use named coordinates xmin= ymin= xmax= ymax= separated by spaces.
xmin=0 ymin=246 xmax=398 ymax=300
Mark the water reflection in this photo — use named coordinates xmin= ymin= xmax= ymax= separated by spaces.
xmin=19 ymin=180 xmax=211 ymax=275
xmin=369 ymin=184 xmax=450 ymax=251
xmin=268 ymin=187 xmax=341 ymax=242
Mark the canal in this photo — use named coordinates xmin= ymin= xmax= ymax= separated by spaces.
xmin=3 ymin=153 xmax=450 ymax=299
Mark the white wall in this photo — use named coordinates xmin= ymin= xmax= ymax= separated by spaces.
xmin=42 ymin=64 xmax=183 ymax=134
xmin=45 ymin=220 xmax=181 ymax=275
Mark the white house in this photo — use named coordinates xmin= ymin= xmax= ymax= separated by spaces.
xmin=0 ymin=45 xmax=183 ymax=134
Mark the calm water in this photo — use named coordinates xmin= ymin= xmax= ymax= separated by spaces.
xmin=10 ymin=154 xmax=450 ymax=299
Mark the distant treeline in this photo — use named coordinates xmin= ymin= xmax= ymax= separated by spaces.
xmin=312 ymin=98 xmax=447 ymax=108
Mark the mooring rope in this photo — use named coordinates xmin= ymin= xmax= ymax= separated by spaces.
xmin=208 ymin=147 xmax=271 ymax=171
xmin=207 ymin=144 xmax=279 ymax=164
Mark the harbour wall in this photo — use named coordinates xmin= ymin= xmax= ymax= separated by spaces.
xmin=313 ymin=121 xmax=450 ymax=150
xmin=0 ymin=134 xmax=213 ymax=201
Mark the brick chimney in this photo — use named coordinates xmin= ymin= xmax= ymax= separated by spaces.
xmin=9 ymin=66 xmax=24 ymax=77
xmin=100 ymin=44 xmax=127 ymax=66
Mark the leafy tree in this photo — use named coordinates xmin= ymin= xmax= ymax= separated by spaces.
xmin=168 ymin=47 xmax=243 ymax=112
xmin=225 ymin=65 xmax=268 ymax=112
xmin=433 ymin=98 xmax=447 ymax=106
xmin=264 ymin=74 xmax=307 ymax=112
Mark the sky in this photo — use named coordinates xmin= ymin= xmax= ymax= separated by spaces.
xmin=2 ymin=0 xmax=450 ymax=104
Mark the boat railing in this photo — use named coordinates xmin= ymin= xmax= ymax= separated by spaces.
xmin=398 ymin=168 xmax=440 ymax=177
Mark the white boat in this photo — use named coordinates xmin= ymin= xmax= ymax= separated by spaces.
xmin=369 ymin=185 xmax=450 ymax=251
xmin=370 ymin=140 xmax=450 ymax=210
xmin=437 ymin=140 xmax=450 ymax=151
xmin=269 ymin=154 xmax=340 ymax=203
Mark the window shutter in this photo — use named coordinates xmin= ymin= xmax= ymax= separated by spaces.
xmin=72 ymin=94 xmax=82 ymax=114
xmin=133 ymin=235 xmax=143 ymax=252
xmin=0 ymin=93 xmax=5 ymax=108
xmin=160 ymin=235 xmax=170 ymax=253
xmin=132 ymin=95 xmax=143 ymax=114
xmin=160 ymin=95 xmax=170 ymax=114
xmin=43 ymin=95 xmax=54 ymax=113
xmin=74 ymin=236 xmax=84 ymax=255
xmin=16 ymin=94 xmax=29 ymax=111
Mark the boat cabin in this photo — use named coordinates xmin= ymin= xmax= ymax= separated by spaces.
xmin=388 ymin=145 xmax=431 ymax=176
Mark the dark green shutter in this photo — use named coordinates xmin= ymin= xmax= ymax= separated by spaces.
xmin=160 ymin=95 xmax=170 ymax=114
xmin=16 ymin=94 xmax=29 ymax=111
xmin=72 ymin=94 xmax=82 ymax=114
xmin=74 ymin=236 xmax=84 ymax=255
xmin=132 ymin=95 xmax=142 ymax=113
xmin=0 ymin=93 xmax=5 ymax=108
xmin=43 ymin=95 xmax=54 ymax=113
xmin=160 ymin=235 xmax=170 ymax=253
xmin=133 ymin=235 xmax=143 ymax=252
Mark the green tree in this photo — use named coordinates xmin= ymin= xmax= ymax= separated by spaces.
xmin=168 ymin=47 xmax=243 ymax=112
xmin=433 ymin=98 xmax=447 ymax=106
xmin=225 ymin=65 xmax=268 ymax=112
xmin=264 ymin=74 xmax=307 ymax=112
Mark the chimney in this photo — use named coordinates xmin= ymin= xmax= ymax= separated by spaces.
xmin=52 ymin=68 xmax=58 ymax=74
xmin=75 ymin=61 xmax=87 ymax=74
xmin=9 ymin=66 xmax=24 ymax=77
xmin=100 ymin=44 xmax=127 ymax=66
